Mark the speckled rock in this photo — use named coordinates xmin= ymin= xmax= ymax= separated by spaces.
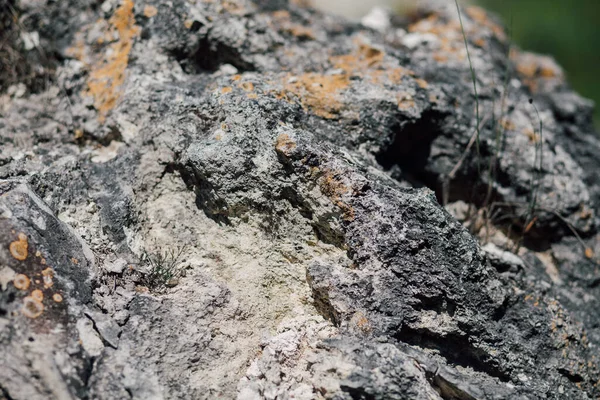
xmin=1 ymin=0 xmax=599 ymax=399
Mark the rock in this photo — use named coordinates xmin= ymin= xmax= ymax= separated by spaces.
xmin=1 ymin=0 xmax=599 ymax=398
xmin=103 ymin=257 xmax=128 ymax=274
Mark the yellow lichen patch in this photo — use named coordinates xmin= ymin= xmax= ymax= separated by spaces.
xmin=22 ymin=297 xmax=44 ymax=318
xmin=184 ymin=19 xmax=194 ymax=29
xmin=221 ymin=86 xmax=233 ymax=94
xmin=275 ymin=133 xmax=297 ymax=157
xmin=9 ymin=232 xmax=28 ymax=261
xmin=31 ymin=289 xmax=44 ymax=302
xmin=53 ymin=293 xmax=63 ymax=303
xmin=42 ymin=267 xmax=54 ymax=288
xmin=143 ymin=5 xmax=158 ymax=18
xmin=247 ymin=92 xmax=258 ymax=99
xmin=13 ymin=274 xmax=30 ymax=290
xmin=85 ymin=0 xmax=140 ymax=122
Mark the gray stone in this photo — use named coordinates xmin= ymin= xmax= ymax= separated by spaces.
xmin=1 ymin=0 xmax=599 ymax=398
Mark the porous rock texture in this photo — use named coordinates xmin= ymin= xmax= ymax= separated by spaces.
xmin=1 ymin=0 xmax=600 ymax=399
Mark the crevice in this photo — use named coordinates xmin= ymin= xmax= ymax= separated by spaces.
xmin=410 ymin=293 xmax=457 ymax=317
xmin=0 ymin=385 xmax=15 ymax=400
xmin=338 ymin=385 xmax=376 ymax=400
xmin=174 ymin=35 xmax=255 ymax=74
xmin=558 ymin=367 xmax=584 ymax=384
xmin=375 ymin=108 xmax=446 ymax=193
xmin=395 ymin=326 xmax=510 ymax=382
xmin=426 ymin=371 xmax=478 ymax=400
xmin=306 ymin=265 xmax=341 ymax=327
xmin=175 ymin=162 xmax=232 ymax=225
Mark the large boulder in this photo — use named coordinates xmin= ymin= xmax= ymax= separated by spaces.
xmin=1 ymin=0 xmax=599 ymax=398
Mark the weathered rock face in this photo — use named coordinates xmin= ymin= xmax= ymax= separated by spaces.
xmin=1 ymin=0 xmax=600 ymax=399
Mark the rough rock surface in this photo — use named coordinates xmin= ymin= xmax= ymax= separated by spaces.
xmin=1 ymin=0 xmax=600 ymax=399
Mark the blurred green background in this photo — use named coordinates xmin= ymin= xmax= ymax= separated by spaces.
xmin=477 ymin=0 xmax=600 ymax=128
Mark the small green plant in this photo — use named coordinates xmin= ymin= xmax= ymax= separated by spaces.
xmin=450 ymin=3 xmax=554 ymax=253
xmin=141 ymin=245 xmax=187 ymax=290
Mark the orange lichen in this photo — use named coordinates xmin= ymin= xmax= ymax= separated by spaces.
xmin=22 ymin=297 xmax=44 ymax=318
xmin=473 ymin=38 xmax=486 ymax=48
xmin=85 ymin=0 xmax=140 ymax=122
xmin=514 ymin=51 xmax=563 ymax=92
xmin=319 ymin=169 xmax=355 ymax=221
xmin=415 ymin=78 xmax=428 ymax=89
xmin=516 ymin=62 xmax=537 ymax=79
xmin=523 ymin=127 xmax=540 ymax=143
xmin=284 ymin=73 xmax=348 ymax=119
xmin=221 ymin=86 xmax=233 ymax=94
xmin=221 ymin=0 xmax=246 ymax=15
xmin=330 ymin=42 xmax=384 ymax=72
xmin=9 ymin=232 xmax=28 ymax=260
xmin=71 ymin=257 xmax=79 ymax=264
xmin=433 ymin=53 xmax=449 ymax=63
xmin=286 ymin=25 xmax=315 ymax=40
xmin=350 ymin=311 xmax=372 ymax=333
xmin=247 ymin=92 xmax=258 ymax=99
xmin=135 ymin=285 xmax=149 ymax=293
xmin=465 ymin=6 xmax=506 ymax=41
xmin=270 ymin=9 xmax=315 ymax=40
xmin=31 ymin=289 xmax=44 ymax=302
xmin=275 ymin=133 xmax=297 ymax=156
xmin=579 ymin=205 xmax=592 ymax=220
xmin=499 ymin=118 xmax=515 ymax=131
xmin=585 ymin=248 xmax=594 ymax=259
xmin=13 ymin=274 xmax=30 ymax=290
xmin=271 ymin=10 xmax=290 ymax=19
xmin=53 ymin=293 xmax=63 ymax=303
xmin=397 ymin=93 xmax=415 ymax=110
xmin=184 ymin=19 xmax=194 ymax=29
xmin=238 ymin=81 xmax=254 ymax=92
xmin=41 ymin=267 xmax=54 ymax=289
xmin=276 ymin=39 xmax=413 ymax=118
xmin=143 ymin=5 xmax=158 ymax=18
